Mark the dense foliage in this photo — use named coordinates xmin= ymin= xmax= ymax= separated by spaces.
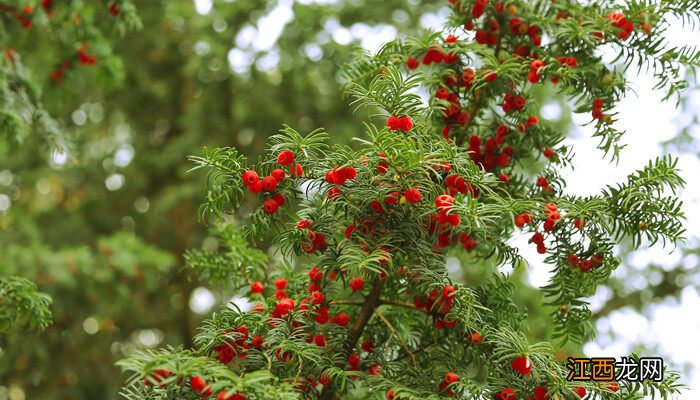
xmin=116 ymin=1 xmax=699 ymax=400
xmin=1 ymin=0 xmax=448 ymax=398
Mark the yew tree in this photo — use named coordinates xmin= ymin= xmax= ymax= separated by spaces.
xmin=119 ymin=1 xmax=697 ymax=399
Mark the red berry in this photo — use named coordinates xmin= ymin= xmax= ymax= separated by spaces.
xmin=349 ymin=277 xmax=364 ymax=291
xmin=447 ymin=213 xmax=461 ymax=226
xmin=297 ymin=219 xmax=311 ymax=229
xmin=271 ymin=193 xmax=285 ymax=206
xmin=568 ymin=254 xmax=580 ymax=266
xmin=345 ymin=224 xmax=356 ymax=239
xmin=274 ymin=290 xmax=287 ymax=300
xmin=471 ymin=0 xmax=487 ymax=18
xmin=248 ymin=181 xmax=263 ymax=194
xmin=386 ymin=390 xmax=399 ymax=400
xmin=406 ymin=57 xmax=419 ymax=70
xmin=344 ymin=166 xmax=357 ymax=180
xmin=108 ymin=2 xmax=120 ymax=16
xmin=263 ymin=199 xmax=279 ymax=215
xmin=442 ymin=285 xmax=456 ymax=299
xmin=290 ymin=163 xmax=303 ymax=177
xmin=579 ymin=259 xmax=592 ymax=272
xmin=271 ymin=168 xmax=286 ymax=182
xmin=250 ymin=281 xmax=263 ymax=293
xmin=436 ymin=194 xmax=454 ymax=210
xmin=405 ymin=188 xmax=422 ymax=203
xmin=370 ymin=200 xmax=384 ymax=214
xmin=445 ymin=372 xmax=459 ymax=384
xmin=377 ymin=161 xmax=390 ymax=174
xmin=466 ymin=332 xmax=483 ymax=345
xmin=319 ymin=371 xmax=331 ymax=385
xmin=512 ymin=95 xmax=526 ymax=110
xmin=386 ymin=116 xmax=401 ymax=131
xmin=533 ymin=386 xmax=549 ymax=400
xmin=385 ymin=191 xmax=400 ymax=205
xmin=308 ymin=283 xmax=321 ymax=293
xmin=314 ymin=306 xmax=329 ymax=324
xmin=328 ymin=187 xmax=342 ymax=200
xmin=347 ymin=353 xmax=361 ymax=368
xmin=311 ymin=291 xmax=325 ymax=305
xmin=277 ymin=150 xmax=295 ymax=165
xmin=275 ymin=278 xmax=287 ymax=290
xmin=530 ymin=59 xmax=545 ymax=72
xmin=242 ymin=170 xmax=259 ymax=186
xmin=496 ymin=388 xmax=516 ymax=400
xmin=361 ymin=341 xmax=375 ymax=353
xmin=530 ymin=232 xmax=544 ymax=244
xmin=334 ymin=313 xmax=350 ymax=327
xmin=190 ymin=376 xmax=208 ymax=392
xmin=573 ymin=386 xmax=586 ymax=398
xmin=309 ymin=267 xmax=322 ymax=281
xmin=543 ymin=148 xmax=555 ymax=158
xmin=605 ymin=382 xmax=619 ymax=392
xmin=314 ymin=334 xmax=326 ymax=347
xmin=261 ymin=176 xmax=277 ymax=192
xmin=251 ymin=335 xmax=263 ymax=348
xmin=276 ymin=298 xmax=294 ymax=315
xmin=528 ymin=71 xmax=541 ymax=83
xmin=144 ymin=369 xmax=173 ymax=387
xmin=399 ymin=116 xmax=413 ymax=131
xmin=483 ymin=70 xmax=498 ymax=82
xmin=511 ymin=355 xmax=532 ymax=374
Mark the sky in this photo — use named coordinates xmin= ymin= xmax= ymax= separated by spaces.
xmin=191 ymin=0 xmax=700 ymax=394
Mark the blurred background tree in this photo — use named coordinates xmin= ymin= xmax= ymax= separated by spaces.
xmin=1 ymin=0 xmax=698 ymax=399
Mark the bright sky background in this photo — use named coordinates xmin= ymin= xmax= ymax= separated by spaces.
xmin=192 ymin=0 xmax=700 ymax=394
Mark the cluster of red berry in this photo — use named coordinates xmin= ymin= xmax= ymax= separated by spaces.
xmin=467 ymin=129 xmax=513 ymax=173
xmin=526 ymin=202 xmax=561 ymax=254
xmin=437 ymin=371 xmax=460 ymax=397
xmin=142 ymin=371 xmax=246 ymax=399
xmin=1 ymin=1 xmax=119 ymax=29
xmin=0 ymin=4 xmax=34 ymax=28
xmin=466 ymin=330 xmax=483 ymax=345
xmin=47 ymin=43 xmax=98 ymax=85
xmin=435 ymin=84 xmax=471 ymax=129
xmin=190 ymin=376 xmax=246 ymax=400
xmin=494 ymin=357 xmax=587 ymax=400
xmin=386 ymin=115 xmax=414 ymax=132
xmin=495 ymin=382 xmax=588 ymax=400
xmin=463 ymin=1 xmax=543 ymax=48
xmin=411 ymin=284 xmax=459 ymax=330
xmin=240 ymin=150 xmax=303 ymax=215
xmin=212 ymin=325 xmax=262 ymax=364
xmin=325 ymin=164 xmax=358 ymax=201
xmin=295 ymin=219 xmax=329 ymax=254
xmin=591 ymin=97 xmax=606 ymax=120
xmin=608 ymin=12 xmax=636 ymax=40
xmin=568 ymin=253 xmax=604 ymax=273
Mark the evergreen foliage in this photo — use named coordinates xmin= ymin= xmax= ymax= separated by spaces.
xmin=118 ymin=1 xmax=698 ymax=399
